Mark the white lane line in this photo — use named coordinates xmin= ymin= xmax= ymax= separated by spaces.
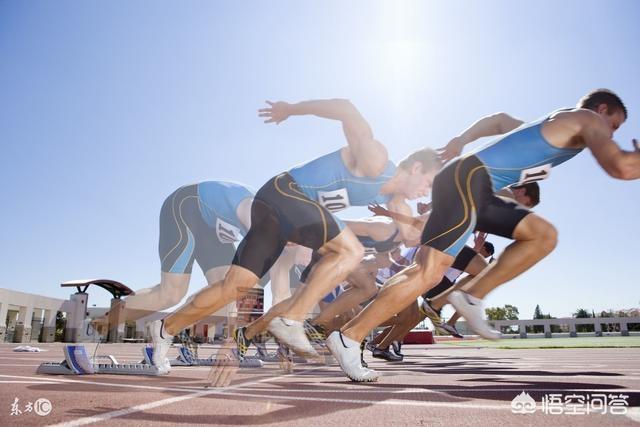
xmin=0 ymin=380 xmax=63 ymax=384
xmin=48 ymin=389 xmax=512 ymax=427
xmin=626 ymin=407 xmax=640 ymax=422
xmin=209 ymin=386 xmax=640 ymax=394
xmin=46 ymin=366 xmax=327 ymax=427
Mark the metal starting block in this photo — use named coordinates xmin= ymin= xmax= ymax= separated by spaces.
xmin=143 ymin=346 xmax=263 ymax=368
xmin=251 ymin=347 xmax=308 ymax=364
xmin=37 ymin=345 xmax=162 ymax=376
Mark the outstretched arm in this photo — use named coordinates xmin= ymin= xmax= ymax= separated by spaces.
xmin=438 ymin=112 xmax=524 ymax=162
xmin=258 ymin=99 xmax=388 ymax=176
xmin=368 ymin=203 xmax=425 ymax=231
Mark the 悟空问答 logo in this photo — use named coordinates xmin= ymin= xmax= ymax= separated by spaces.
xmin=511 ymin=391 xmax=536 ymax=414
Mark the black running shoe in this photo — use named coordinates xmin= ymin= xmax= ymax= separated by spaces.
xmin=233 ymin=327 xmax=252 ymax=361
xmin=372 ymin=347 xmax=403 ymax=362
xmin=391 ymin=341 xmax=403 ymax=357
xmin=438 ymin=322 xmax=464 ymax=339
xmin=303 ymin=319 xmax=327 ymax=347
xmin=360 ymin=340 xmax=368 ymax=368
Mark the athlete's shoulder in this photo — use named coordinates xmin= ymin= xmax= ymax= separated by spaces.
xmin=549 ymin=108 xmax=602 ymax=127
xmin=198 ymin=180 xmax=255 ymax=196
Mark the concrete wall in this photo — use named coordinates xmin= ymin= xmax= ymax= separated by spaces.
xmin=0 ymin=288 xmax=68 ymax=343
xmin=490 ymin=316 xmax=640 ymax=338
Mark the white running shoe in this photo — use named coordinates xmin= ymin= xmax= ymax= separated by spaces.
xmin=267 ymin=317 xmax=319 ymax=358
xmin=447 ymin=291 xmax=501 ymax=340
xmin=149 ymin=319 xmax=173 ymax=373
xmin=326 ymin=331 xmax=380 ymax=382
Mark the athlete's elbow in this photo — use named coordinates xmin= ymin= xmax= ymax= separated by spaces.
xmin=333 ymin=98 xmax=358 ymax=115
xmin=607 ymin=162 xmax=637 ymax=180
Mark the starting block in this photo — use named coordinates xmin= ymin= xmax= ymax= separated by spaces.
xmin=143 ymin=345 xmax=263 ymax=368
xmin=37 ymin=345 xmax=162 ymax=376
xmin=252 ymin=346 xmax=307 ymax=364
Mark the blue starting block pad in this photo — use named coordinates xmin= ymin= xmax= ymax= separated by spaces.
xmin=143 ymin=345 xmax=263 ymax=368
xmin=37 ymin=345 xmax=162 ymax=376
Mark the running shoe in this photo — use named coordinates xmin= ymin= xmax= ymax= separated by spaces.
xmin=448 ymin=291 xmax=501 ymax=340
xmin=303 ymin=319 xmax=327 ymax=348
xmin=391 ymin=341 xmax=403 ymax=357
xmin=268 ymin=317 xmax=319 ymax=357
xmin=326 ymin=331 xmax=379 ymax=382
xmin=360 ymin=340 xmax=368 ymax=368
xmin=372 ymin=347 xmax=403 ymax=362
xmin=437 ymin=322 xmax=464 ymax=339
xmin=148 ymin=319 xmax=172 ymax=374
xmin=233 ymin=326 xmax=252 ymax=361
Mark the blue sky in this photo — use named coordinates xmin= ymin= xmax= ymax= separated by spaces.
xmin=1 ymin=1 xmax=639 ymax=319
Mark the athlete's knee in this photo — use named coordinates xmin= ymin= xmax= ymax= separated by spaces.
xmin=220 ymin=267 xmax=258 ymax=301
xmin=336 ymin=238 xmax=365 ymax=270
xmin=535 ymin=220 xmax=558 ymax=254
xmin=416 ymin=248 xmax=452 ymax=283
xmin=156 ymin=281 xmax=188 ymax=308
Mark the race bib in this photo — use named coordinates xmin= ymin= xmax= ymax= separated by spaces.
xmin=317 ymin=188 xmax=351 ymax=213
xmin=215 ymin=218 xmax=242 ymax=243
xmin=518 ymin=164 xmax=551 ymax=185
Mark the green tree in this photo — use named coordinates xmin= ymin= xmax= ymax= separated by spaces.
xmin=504 ymin=304 xmax=519 ymax=320
xmin=573 ymin=308 xmax=593 ymax=332
xmin=533 ymin=304 xmax=543 ymax=319
xmin=485 ymin=305 xmax=519 ymax=333
xmin=485 ymin=306 xmax=506 ymax=321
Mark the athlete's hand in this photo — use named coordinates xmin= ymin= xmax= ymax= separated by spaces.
xmin=473 ymin=232 xmax=487 ymax=252
xmin=258 ymin=100 xmax=292 ymax=124
xmin=437 ymin=136 xmax=465 ymax=163
xmin=205 ymin=340 xmax=239 ymax=388
xmin=417 ymin=201 xmax=432 ymax=215
xmin=368 ymin=203 xmax=391 ymax=217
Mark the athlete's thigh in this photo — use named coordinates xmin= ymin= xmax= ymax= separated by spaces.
xmin=274 ymin=174 xmax=344 ymax=250
xmin=194 ymin=237 xmax=235 ymax=276
xmin=421 ymin=156 xmax=492 ymax=257
xmin=476 ymin=196 xmax=531 ymax=239
xmin=159 ymin=185 xmax=200 ymax=274
xmin=232 ymin=178 xmax=288 ymax=278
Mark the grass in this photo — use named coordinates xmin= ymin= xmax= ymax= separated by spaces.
xmin=441 ymin=336 xmax=640 ymax=349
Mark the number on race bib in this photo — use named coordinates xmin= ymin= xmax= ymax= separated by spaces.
xmin=317 ymin=188 xmax=351 ymax=213
xmin=518 ymin=164 xmax=551 ymax=185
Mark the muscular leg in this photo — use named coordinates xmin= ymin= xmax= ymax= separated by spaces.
xmin=243 ymin=285 xmax=306 ymax=340
xmin=447 ymin=311 xmax=462 ymax=326
xmin=372 ymin=303 xmax=423 ymax=348
xmin=341 ymin=247 xmax=453 ymax=343
xmin=427 ymin=253 xmax=487 ymax=310
xmin=119 ymin=272 xmax=190 ymax=321
xmin=377 ymin=304 xmax=424 ymax=349
xmin=279 ymin=229 xmax=364 ymax=322
xmin=163 ymin=265 xmax=259 ymax=336
xmin=460 ymin=214 xmax=557 ymax=299
xmin=312 ymin=259 xmax=378 ymax=327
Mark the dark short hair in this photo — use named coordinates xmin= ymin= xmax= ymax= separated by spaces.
xmin=511 ymin=182 xmax=540 ymax=207
xmin=483 ymin=241 xmax=495 ymax=256
xmin=578 ymin=89 xmax=627 ymax=119
xmin=397 ymin=148 xmax=441 ymax=173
